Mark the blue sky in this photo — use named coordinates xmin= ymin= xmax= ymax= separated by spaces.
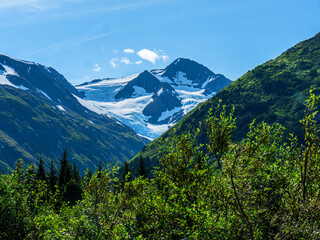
xmin=0 ymin=0 xmax=319 ymax=85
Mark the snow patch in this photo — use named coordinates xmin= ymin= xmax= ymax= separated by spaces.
xmin=17 ymin=85 xmax=29 ymax=90
xmin=36 ymin=89 xmax=52 ymax=101
xmin=77 ymin=74 xmax=139 ymax=89
xmin=3 ymin=65 xmax=19 ymax=77
xmin=44 ymin=66 xmax=51 ymax=73
xmin=0 ymin=76 xmax=16 ymax=88
xmin=174 ymin=71 xmax=197 ymax=86
xmin=132 ymin=86 xmax=147 ymax=97
xmin=137 ymin=134 xmax=154 ymax=141
xmin=201 ymin=76 xmax=215 ymax=88
xmin=0 ymin=65 xmax=27 ymax=89
xmin=146 ymin=123 xmax=173 ymax=136
xmin=57 ymin=105 xmax=66 ymax=112
xmin=158 ymin=107 xmax=182 ymax=122
xmin=159 ymin=76 xmax=173 ymax=84
xmin=176 ymin=89 xmax=205 ymax=96
xmin=73 ymin=94 xmax=107 ymax=115
xmin=76 ymin=74 xmax=140 ymax=102
xmin=156 ymin=88 xmax=163 ymax=96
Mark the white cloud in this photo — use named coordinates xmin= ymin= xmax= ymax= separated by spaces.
xmin=123 ymin=48 xmax=135 ymax=54
xmin=135 ymin=60 xmax=143 ymax=65
xmin=113 ymin=49 xmax=118 ymax=54
xmin=93 ymin=63 xmax=101 ymax=72
xmin=137 ymin=49 xmax=160 ymax=64
xmin=121 ymin=57 xmax=130 ymax=65
xmin=161 ymin=55 xmax=169 ymax=62
xmin=109 ymin=58 xmax=119 ymax=68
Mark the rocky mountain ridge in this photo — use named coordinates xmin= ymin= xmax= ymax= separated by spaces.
xmin=76 ymin=58 xmax=232 ymax=139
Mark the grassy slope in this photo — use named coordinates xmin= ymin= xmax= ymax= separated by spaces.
xmin=129 ymin=32 xmax=320 ymax=172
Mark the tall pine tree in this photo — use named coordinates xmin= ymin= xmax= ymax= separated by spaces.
xmin=72 ymin=162 xmax=81 ymax=184
xmin=97 ymin=160 xmax=103 ymax=179
xmin=136 ymin=156 xmax=148 ymax=178
xmin=48 ymin=160 xmax=57 ymax=194
xmin=36 ymin=157 xmax=46 ymax=181
xmin=121 ymin=161 xmax=131 ymax=189
xmin=58 ymin=149 xmax=72 ymax=189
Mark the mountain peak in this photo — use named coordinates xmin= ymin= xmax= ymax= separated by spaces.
xmin=162 ymin=58 xmax=216 ymax=87
xmin=77 ymin=58 xmax=231 ymax=139
xmin=139 ymin=70 xmax=153 ymax=77
xmin=168 ymin=58 xmax=203 ymax=68
xmin=115 ymin=70 xmax=161 ymax=99
xmin=172 ymin=57 xmax=193 ymax=64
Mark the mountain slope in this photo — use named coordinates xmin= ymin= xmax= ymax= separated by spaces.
xmin=76 ymin=58 xmax=232 ymax=139
xmin=130 ymin=32 xmax=320 ymax=172
xmin=0 ymin=54 xmax=146 ymax=173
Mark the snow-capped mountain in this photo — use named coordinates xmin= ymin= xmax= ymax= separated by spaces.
xmin=76 ymin=58 xmax=232 ymax=139
xmin=0 ymin=53 xmax=146 ymax=172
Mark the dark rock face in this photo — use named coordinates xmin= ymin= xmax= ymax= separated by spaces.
xmin=204 ymin=74 xmax=232 ymax=95
xmin=142 ymin=83 xmax=182 ymax=123
xmin=115 ymin=71 xmax=161 ymax=99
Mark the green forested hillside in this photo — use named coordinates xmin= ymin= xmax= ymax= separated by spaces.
xmin=130 ymin=32 xmax=320 ymax=172
xmin=0 ymin=54 xmax=147 ymax=173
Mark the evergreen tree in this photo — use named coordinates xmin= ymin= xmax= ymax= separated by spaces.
xmin=36 ymin=157 xmax=46 ymax=181
xmin=122 ymin=161 xmax=131 ymax=180
xmin=64 ymin=179 xmax=83 ymax=205
xmin=57 ymin=151 xmax=83 ymax=205
xmin=58 ymin=149 xmax=71 ymax=189
xmin=97 ymin=160 xmax=103 ymax=178
xmin=48 ymin=160 xmax=57 ymax=194
xmin=121 ymin=161 xmax=131 ymax=189
xmin=72 ymin=162 xmax=81 ymax=184
xmin=85 ymin=169 xmax=92 ymax=185
xmin=137 ymin=156 xmax=148 ymax=178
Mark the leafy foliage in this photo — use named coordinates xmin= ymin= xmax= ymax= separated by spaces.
xmin=2 ymin=90 xmax=320 ymax=238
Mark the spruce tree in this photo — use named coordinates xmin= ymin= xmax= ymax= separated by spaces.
xmin=65 ymin=162 xmax=83 ymax=206
xmin=48 ymin=160 xmax=57 ymax=194
xmin=72 ymin=162 xmax=81 ymax=184
xmin=36 ymin=157 xmax=46 ymax=181
xmin=137 ymin=156 xmax=148 ymax=178
xmin=85 ymin=169 xmax=92 ymax=184
xmin=58 ymin=149 xmax=72 ymax=189
xmin=121 ymin=161 xmax=131 ymax=189
xmin=122 ymin=161 xmax=131 ymax=180
xmin=97 ymin=160 xmax=103 ymax=178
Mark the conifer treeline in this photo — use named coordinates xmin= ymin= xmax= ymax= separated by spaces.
xmin=32 ymin=149 xmax=149 ymax=207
